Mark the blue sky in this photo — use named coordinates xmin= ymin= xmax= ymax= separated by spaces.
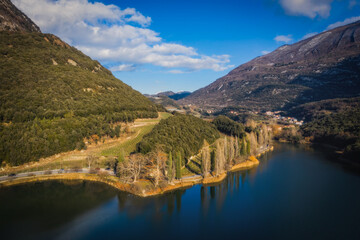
xmin=14 ymin=0 xmax=360 ymax=94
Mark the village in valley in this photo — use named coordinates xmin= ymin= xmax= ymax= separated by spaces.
xmin=264 ymin=111 xmax=304 ymax=126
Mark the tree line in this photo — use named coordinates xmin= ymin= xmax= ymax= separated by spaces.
xmin=301 ymin=109 xmax=360 ymax=161
xmin=115 ymin=115 xmax=272 ymax=185
xmin=136 ymin=114 xmax=220 ymax=160
xmin=0 ymin=114 xmax=127 ymax=166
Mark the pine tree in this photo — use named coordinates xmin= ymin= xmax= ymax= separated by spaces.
xmin=229 ymin=137 xmax=234 ymax=166
xmin=176 ymin=151 xmax=182 ymax=179
xmin=240 ymin=139 xmax=246 ymax=156
xmin=114 ymin=125 xmax=121 ymax=138
xmin=168 ymin=152 xmax=173 ymax=182
xmin=201 ymin=140 xmax=210 ymax=177
xmin=118 ymin=148 xmax=125 ymax=162
xmin=246 ymin=139 xmax=251 ymax=155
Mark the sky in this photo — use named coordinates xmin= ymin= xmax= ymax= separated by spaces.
xmin=13 ymin=0 xmax=360 ymax=94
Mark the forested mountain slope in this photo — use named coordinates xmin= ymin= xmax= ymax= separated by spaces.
xmin=0 ymin=31 xmax=157 ymax=122
xmin=0 ymin=0 xmax=157 ymax=166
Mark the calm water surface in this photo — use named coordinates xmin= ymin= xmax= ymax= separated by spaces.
xmin=1 ymin=143 xmax=360 ymax=240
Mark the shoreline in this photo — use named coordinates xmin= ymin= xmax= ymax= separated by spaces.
xmin=0 ymin=146 xmax=273 ymax=197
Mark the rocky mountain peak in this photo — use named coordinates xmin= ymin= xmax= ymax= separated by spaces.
xmin=180 ymin=21 xmax=360 ymax=111
xmin=0 ymin=0 xmax=41 ymax=32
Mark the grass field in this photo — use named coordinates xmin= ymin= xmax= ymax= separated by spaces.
xmin=101 ymin=112 xmax=172 ymax=156
xmin=101 ymin=124 xmax=155 ymax=156
xmin=1 ymin=112 xmax=173 ymax=176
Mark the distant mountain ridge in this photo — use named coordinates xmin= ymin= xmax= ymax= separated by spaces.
xmin=157 ymin=91 xmax=192 ymax=100
xmin=145 ymin=91 xmax=191 ymax=109
xmin=180 ymin=21 xmax=360 ymax=111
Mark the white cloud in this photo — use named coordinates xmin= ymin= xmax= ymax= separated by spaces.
xmin=301 ymin=32 xmax=318 ymax=40
xmin=13 ymin=0 xmax=232 ymax=72
xmin=274 ymin=35 xmax=293 ymax=43
xmin=110 ymin=64 xmax=136 ymax=72
xmin=326 ymin=16 xmax=360 ymax=30
xmin=279 ymin=0 xmax=333 ymax=18
xmin=168 ymin=70 xmax=186 ymax=74
xmin=261 ymin=50 xmax=270 ymax=55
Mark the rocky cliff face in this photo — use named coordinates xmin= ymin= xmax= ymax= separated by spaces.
xmin=180 ymin=21 xmax=360 ymax=111
xmin=0 ymin=0 xmax=40 ymax=32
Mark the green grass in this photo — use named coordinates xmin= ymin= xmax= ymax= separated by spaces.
xmin=100 ymin=112 xmax=172 ymax=157
xmin=186 ymin=160 xmax=201 ymax=175
xmin=181 ymin=167 xmax=194 ymax=176
xmin=158 ymin=112 xmax=172 ymax=120
xmin=101 ymin=124 xmax=156 ymax=157
xmin=1 ymin=112 xmax=173 ymax=176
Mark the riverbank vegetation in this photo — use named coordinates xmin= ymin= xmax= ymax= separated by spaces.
xmin=113 ymin=114 xmax=272 ymax=189
xmin=301 ymin=109 xmax=360 ymax=162
xmin=1 ymin=113 xmax=273 ymax=196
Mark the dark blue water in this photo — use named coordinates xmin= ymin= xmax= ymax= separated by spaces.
xmin=1 ymin=143 xmax=360 ymax=240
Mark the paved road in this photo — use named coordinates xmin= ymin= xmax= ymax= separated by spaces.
xmin=0 ymin=168 xmax=115 ymax=182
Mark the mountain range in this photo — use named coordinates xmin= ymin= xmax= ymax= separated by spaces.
xmin=180 ymin=21 xmax=360 ymax=111
xmin=154 ymin=91 xmax=192 ymax=100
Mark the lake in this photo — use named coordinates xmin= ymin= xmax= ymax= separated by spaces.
xmin=1 ymin=143 xmax=360 ymax=240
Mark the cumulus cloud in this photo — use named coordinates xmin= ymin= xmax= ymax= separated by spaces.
xmin=13 ymin=0 xmax=232 ymax=72
xmin=274 ymin=35 xmax=293 ymax=43
xmin=326 ymin=16 xmax=360 ymax=30
xmin=261 ymin=50 xmax=270 ymax=55
xmin=110 ymin=64 xmax=136 ymax=72
xmin=168 ymin=70 xmax=186 ymax=74
xmin=279 ymin=0 xmax=333 ymax=18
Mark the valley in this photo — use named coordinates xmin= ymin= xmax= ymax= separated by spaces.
xmin=0 ymin=1 xmax=359 ymax=239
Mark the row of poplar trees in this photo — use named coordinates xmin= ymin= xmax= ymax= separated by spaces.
xmin=200 ymin=124 xmax=271 ymax=178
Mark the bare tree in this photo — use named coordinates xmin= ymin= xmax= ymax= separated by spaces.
xmin=258 ymin=128 xmax=264 ymax=146
xmin=215 ymin=141 xmax=221 ymax=176
xmin=152 ymin=147 xmax=167 ymax=186
xmin=249 ymin=132 xmax=258 ymax=155
xmin=215 ymin=139 xmax=225 ymax=176
xmin=234 ymin=136 xmax=239 ymax=159
xmin=86 ymin=155 xmax=96 ymax=169
xmin=224 ymin=136 xmax=228 ymax=164
xmin=201 ymin=140 xmax=210 ymax=177
xmin=117 ymin=154 xmax=145 ymax=183
xmin=246 ymin=119 xmax=257 ymax=129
